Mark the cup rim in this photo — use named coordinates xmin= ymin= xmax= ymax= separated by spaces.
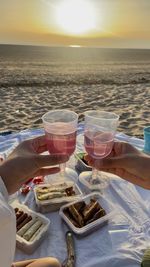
xmin=42 ymin=109 xmax=78 ymax=124
xmin=84 ymin=110 xmax=119 ymax=121
xmin=144 ymin=126 xmax=150 ymax=134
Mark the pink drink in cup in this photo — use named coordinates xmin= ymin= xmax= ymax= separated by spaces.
xmin=84 ymin=131 xmax=114 ymax=159
xmin=83 ymin=110 xmax=119 ymax=186
xmin=42 ymin=110 xmax=78 ymax=177
xmin=45 ymin=122 xmax=77 ymax=157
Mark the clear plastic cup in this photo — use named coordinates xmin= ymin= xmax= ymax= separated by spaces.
xmin=144 ymin=126 xmax=150 ymax=154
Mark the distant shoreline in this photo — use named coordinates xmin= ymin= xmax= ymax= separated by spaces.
xmin=0 ymin=43 xmax=150 ymax=51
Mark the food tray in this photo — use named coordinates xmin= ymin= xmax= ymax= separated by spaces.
xmin=79 ymin=171 xmax=110 ymax=191
xmin=59 ymin=192 xmax=116 ymax=236
xmin=11 ymin=201 xmax=50 ymax=254
xmin=34 ymin=181 xmax=83 ymax=213
xmin=75 ymin=152 xmax=92 ymax=173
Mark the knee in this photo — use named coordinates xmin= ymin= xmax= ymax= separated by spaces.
xmin=44 ymin=257 xmax=61 ymax=267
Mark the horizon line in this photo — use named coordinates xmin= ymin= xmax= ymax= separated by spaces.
xmin=0 ymin=43 xmax=150 ymax=50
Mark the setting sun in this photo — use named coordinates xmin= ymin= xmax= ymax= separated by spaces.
xmin=55 ymin=0 xmax=97 ymax=35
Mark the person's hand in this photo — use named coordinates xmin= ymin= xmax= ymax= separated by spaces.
xmin=85 ymin=141 xmax=150 ymax=189
xmin=0 ymin=136 xmax=69 ymax=194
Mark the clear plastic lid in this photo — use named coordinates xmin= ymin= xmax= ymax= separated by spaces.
xmin=34 ymin=181 xmax=83 ymax=207
xmin=79 ymin=171 xmax=110 ymax=191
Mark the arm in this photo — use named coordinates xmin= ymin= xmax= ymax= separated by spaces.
xmin=0 ymin=177 xmax=16 ymax=267
xmin=0 ymin=136 xmax=68 ymax=267
xmin=12 ymin=257 xmax=61 ymax=267
xmin=0 ymin=136 xmax=68 ymax=194
xmin=12 ymin=259 xmax=35 ymax=267
xmin=86 ymin=142 xmax=150 ymax=189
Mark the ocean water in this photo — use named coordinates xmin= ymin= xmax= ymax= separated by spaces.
xmin=0 ymin=44 xmax=150 ymax=137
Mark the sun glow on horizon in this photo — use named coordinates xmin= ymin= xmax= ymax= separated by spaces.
xmin=55 ymin=0 xmax=97 ymax=35
xmin=0 ymin=0 xmax=149 ymax=48
xmin=69 ymin=45 xmax=81 ymax=47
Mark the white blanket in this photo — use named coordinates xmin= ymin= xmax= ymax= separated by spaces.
xmin=0 ymin=124 xmax=149 ymax=267
xmin=14 ymin=176 xmax=150 ymax=267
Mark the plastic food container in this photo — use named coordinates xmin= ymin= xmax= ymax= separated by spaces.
xmin=34 ymin=181 xmax=83 ymax=213
xmin=11 ymin=201 xmax=50 ymax=254
xmin=79 ymin=171 xmax=110 ymax=192
xmin=75 ymin=152 xmax=92 ymax=173
xmin=59 ymin=192 xmax=116 ymax=236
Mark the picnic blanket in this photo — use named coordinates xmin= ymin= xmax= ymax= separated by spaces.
xmin=0 ymin=124 xmax=150 ymax=267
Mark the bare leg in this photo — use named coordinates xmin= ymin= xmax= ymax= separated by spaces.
xmin=12 ymin=257 xmax=61 ymax=267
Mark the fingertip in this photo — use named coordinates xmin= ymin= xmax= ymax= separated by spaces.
xmin=52 ymin=166 xmax=60 ymax=171
xmin=84 ymin=155 xmax=89 ymax=161
xmin=50 ymin=167 xmax=60 ymax=173
xmin=58 ymin=154 xmax=69 ymax=163
xmin=42 ymin=167 xmax=60 ymax=176
xmin=84 ymin=155 xmax=93 ymax=164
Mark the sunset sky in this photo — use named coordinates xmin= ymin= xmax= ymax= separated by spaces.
xmin=0 ymin=0 xmax=150 ymax=48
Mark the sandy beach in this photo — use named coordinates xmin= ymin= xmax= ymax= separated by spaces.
xmin=0 ymin=83 xmax=150 ymax=139
xmin=0 ymin=45 xmax=150 ymax=139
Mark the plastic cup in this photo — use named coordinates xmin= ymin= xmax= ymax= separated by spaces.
xmin=144 ymin=127 xmax=150 ymax=154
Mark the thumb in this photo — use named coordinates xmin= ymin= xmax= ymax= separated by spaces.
xmin=95 ymin=155 xmax=132 ymax=170
xmin=35 ymin=154 xmax=69 ymax=168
